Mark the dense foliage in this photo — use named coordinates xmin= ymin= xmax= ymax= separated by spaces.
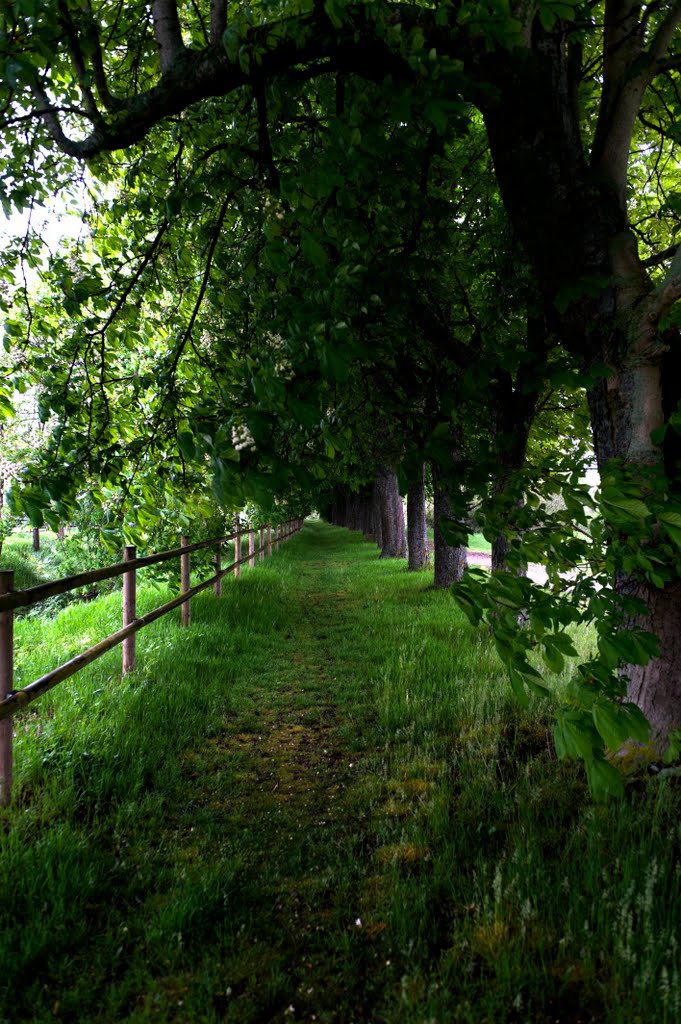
xmin=2 ymin=0 xmax=681 ymax=794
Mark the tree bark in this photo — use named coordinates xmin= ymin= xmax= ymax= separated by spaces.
xmin=373 ymin=467 xmax=406 ymax=559
xmin=431 ymin=461 xmax=467 ymax=589
xmin=371 ymin=480 xmax=384 ymax=552
xmin=625 ymin=580 xmax=681 ymax=746
xmin=407 ymin=464 xmax=429 ymax=571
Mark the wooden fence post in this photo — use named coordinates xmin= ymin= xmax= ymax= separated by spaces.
xmin=234 ymin=518 xmax=241 ymax=578
xmin=249 ymin=527 xmax=255 ymax=568
xmin=122 ymin=546 xmax=136 ymax=674
xmin=214 ymin=542 xmax=222 ymax=597
xmin=259 ymin=526 xmax=265 ymax=562
xmin=267 ymin=524 xmax=272 ymax=557
xmin=181 ymin=535 xmax=191 ymax=627
xmin=0 ymin=570 xmax=14 ymax=807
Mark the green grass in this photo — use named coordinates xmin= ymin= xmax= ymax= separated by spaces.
xmin=0 ymin=521 xmax=679 ymax=1023
xmin=426 ymin=528 xmax=491 ymax=553
xmin=0 ymin=531 xmax=60 ymax=590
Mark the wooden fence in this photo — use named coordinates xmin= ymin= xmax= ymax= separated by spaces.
xmin=0 ymin=517 xmax=304 ymax=806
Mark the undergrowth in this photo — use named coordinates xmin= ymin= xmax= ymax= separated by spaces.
xmin=0 ymin=521 xmax=678 ymax=1024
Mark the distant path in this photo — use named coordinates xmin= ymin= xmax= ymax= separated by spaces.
xmin=465 ymin=549 xmax=548 ymax=585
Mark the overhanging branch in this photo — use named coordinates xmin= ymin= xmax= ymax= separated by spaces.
xmin=18 ymin=6 xmax=427 ymax=159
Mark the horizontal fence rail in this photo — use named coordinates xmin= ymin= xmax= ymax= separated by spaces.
xmin=0 ymin=518 xmax=304 ymax=806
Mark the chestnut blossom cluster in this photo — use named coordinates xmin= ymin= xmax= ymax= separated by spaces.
xmin=274 ymin=358 xmax=294 ymax=381
xmin=263 ymin=197 xmax=285 ymax=222
xmin=231 ymin=423 xmax=256 ymax=452
xmin=266 ymin=333 xmax=294 ymax=381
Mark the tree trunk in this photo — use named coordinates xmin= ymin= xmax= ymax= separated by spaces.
xmin=478 ymin=38 xmax=681 ymax=745
xmin=624 ymin=580 xmax=681 ymax=746
xmin=32 ymin=527 xmax=40 ymax=552
xmin=432 ymin=461 xmax=467 ymax=588
xmin=373 ymin=467 xmax=406 ymax=559
xmin=359 ymin=491 xmax=373 ymax=540
xmin=489 ymin=372 xmax=535 ymax=574
xmin=407 ymin=464 xmax=429 ymax=571
xmin=588 ymin=356 xmax=681 ymax=747
xmin=371 ymin=480 xmax=384 ymax=551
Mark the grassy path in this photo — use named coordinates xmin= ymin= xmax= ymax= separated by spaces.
xmin=1 ymin=521 xmax=680 ymax=1023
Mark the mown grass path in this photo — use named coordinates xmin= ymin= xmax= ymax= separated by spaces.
xmin=1 ymin=522 xmax=681 ymax=1024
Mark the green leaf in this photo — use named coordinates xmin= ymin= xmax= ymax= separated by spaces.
xmin=548 ymin=631 xmax=578 ymax=657
xmin=177 ymin=431 xmax=197 ymax=461
xmin=452 ymin=588 xmax=484 ymax=627
xmin=508 ymin=667 xmax=530 ymax=708
xmin=0 ymin=394 xmax=14 ymax=419
xmin=598 ymin=634 xmax=620 ymax=670
xmin=301 ymin=233 xmax=328 ymax=268
xmin=602 ymin=497 xmax=650 ymax=519
xmin=542 ymin=640 xmax=565 ymax=674
xmin=24 ymin=502 xmax=44 ymax=529
xmin=222 ymin=25 xmax=241 ymax=62
xmin=585 ymin=756 xmax=624 ymax=801
xmin=439 ymin=517 xmax=470 ymax=547
xmin=592 ymin=700 xmax=638 ymax=750
xmin=323 ymin=0 xmax=345 ymax=29
xmin=659 ymin=510 xmax=681 ymax=548
xmin=554 ymin=711 xmax=597 ymax=760
xmin=320 ymin=348 xmax=350 ymax=382
xmin=525 ymin=676 xmax=551 ymax=698
xmin=664 ymin=729 xmax=681 ymax=764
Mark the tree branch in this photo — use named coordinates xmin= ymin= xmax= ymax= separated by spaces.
xmin=648 ymin=0 xmax=681 ymax=62
xmin=57 ymin=0 xmax=101 ymax=120
xmin=157 ymin=194 xmax=234 ymax=426
xmin=151 ymin=0 xmax=187 ymax=72
xmin=642 ymin=244 xmax=679 ymax=268
xmin=210 ymin=0 xmax=227 ymax=43
xmin=20 ymin=8 xmax=417 ymax=159
xmin=652 ymin=243 xmax=681 ymax=318
xmin=84 ymin=0 xmax=120 ymax=113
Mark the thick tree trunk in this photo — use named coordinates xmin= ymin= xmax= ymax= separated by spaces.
xmin=432 ymin=462 xmax=467 ymax=588
xmin=589 ymin=361 xmax=681 ymax=747
xmin=373 ymin=467 xmax=406 ymax=559
xmin=478 ymin=38 xmax=681 ymax=745
xmin=488 ymin=364 xmax=538 ymax=573
xmin=625 ymin=580 xmax=681 ymax=746
xmin=407 ymin=464 xmax=429 ymax=571
xmin=371 ymin=480 xmax=384 ymax=552
xmin=360 ymin=492 xmax=373 ymax=540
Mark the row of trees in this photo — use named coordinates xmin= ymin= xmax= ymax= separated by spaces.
xmin=2 ymin=0 xmax=681 ymax=794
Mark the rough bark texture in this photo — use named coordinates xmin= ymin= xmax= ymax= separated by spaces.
xmin=371 ymin=480 xmax=384 ymax=553
xmin=374 ymin=467 xmax=406 ymax=559
xmin=432 ymin=462 xmax=467 ymax=589
xmin=407 ymin=464 xmax=430 ymax=571
xmin=625 ymin=580 xmax=681 ymax=745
